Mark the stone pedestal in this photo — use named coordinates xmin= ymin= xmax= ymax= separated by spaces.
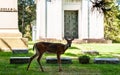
xmin=0 ymin=0 xmax=28 ymax=51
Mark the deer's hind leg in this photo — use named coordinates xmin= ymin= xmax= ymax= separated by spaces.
xmin=27 ymin=53 xmax=38 ymax=71
xmin=37 ymin=53 xmax=44 ymax=72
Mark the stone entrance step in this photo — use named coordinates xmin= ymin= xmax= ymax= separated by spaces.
xmin=10 ymin=57 xmax=30 ymax=64
xmin=94 ymin=58 xmax=120 ymax=64
xmin=46 ymin=57 xmax=72 ymax=64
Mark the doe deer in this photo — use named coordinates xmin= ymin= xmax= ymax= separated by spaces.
xmin=27 ymin=37 xmax=74 ymax=72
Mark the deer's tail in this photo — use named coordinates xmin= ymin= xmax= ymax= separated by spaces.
xmin=33 ymin=43 xmax=39 ymax=55
xmin=33 ymin=43 xmax=37 ymax=51
xmin=33 ymin=43 xmax=39 ymax=51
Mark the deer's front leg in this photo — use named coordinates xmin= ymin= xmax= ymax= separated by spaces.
xmin=57 ymin=53 xmax=62 ymax=72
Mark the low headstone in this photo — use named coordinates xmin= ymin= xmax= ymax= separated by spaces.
xmin=94 ymin=58 xmax=120 ymax=64
xmin=10 ymin=57 xmax=30 ymax=64
xmin=82 ymin=50 xmax=99 ymax=55
xmin=46 ymin=57 xmax=72 ymax=64
xmin=12 ymin=49 xmax=28 ymax=54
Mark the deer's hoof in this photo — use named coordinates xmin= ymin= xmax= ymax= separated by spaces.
xmin=41 ymin=70 xmax=44 ymax=72
xmin=59 ymin=69 xmax=62 ymax=72
xmin=26 ymin=68 xmax=29 ymax=71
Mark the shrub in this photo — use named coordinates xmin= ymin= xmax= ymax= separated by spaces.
xmin=78 ymin=55 xmax=90 ymax=64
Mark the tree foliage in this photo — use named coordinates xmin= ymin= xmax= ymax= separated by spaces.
xmin=90 ymin=0 xmax=120 ymax=42
xmin=18 ymin=0 xmax=36 ymax=40
xmin=104 ymin=5 xmax=120 ymax=42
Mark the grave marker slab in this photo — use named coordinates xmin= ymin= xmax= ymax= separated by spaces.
xmin=94 ymin=58 xmax=120 ymax=64
xmin=46 ymin=57 xmax=72 ymax=64
xmin=12 ymin=49 xmax=28 ymax=54
xmin=10 ymin=57 xmax=30 ymax=64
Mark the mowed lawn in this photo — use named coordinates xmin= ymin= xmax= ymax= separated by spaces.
xmin=0 ymin=42 xmax=120 ymax=75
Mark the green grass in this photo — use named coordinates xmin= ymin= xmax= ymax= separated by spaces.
xmin=0 ymin=43 xmax=120 ymax=75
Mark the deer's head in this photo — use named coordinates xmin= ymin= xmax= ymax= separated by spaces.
xmin=65 ymin=37 xmax=74 ymax=47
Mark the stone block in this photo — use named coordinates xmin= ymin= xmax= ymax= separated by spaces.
xmin=10 ymin=57 xmax=30 ymax=64
xmin=94 ymin=58 xmax=120 ymax=64
xmin=46 ymin=57 xmax=72 ymax=64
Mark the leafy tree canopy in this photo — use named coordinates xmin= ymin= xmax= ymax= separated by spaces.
xmin=18 ymin=0 xmax=36 ymax=40
xmin=90 ymin=0 xmax=120 ymax=42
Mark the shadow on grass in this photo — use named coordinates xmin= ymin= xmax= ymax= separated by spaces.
xmin=93 ymin=52 xmax=120 ymax=58
xmin=65 ymin=53 xmax=78 ymax=57
xmin=69 ymin=47 xmax=80 ymax=50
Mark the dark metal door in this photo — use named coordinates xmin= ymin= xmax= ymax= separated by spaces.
xmin=64 ymin=10 xmax=78 ymax=38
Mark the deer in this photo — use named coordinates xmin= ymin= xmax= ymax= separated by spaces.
xmin=27 ymin=37 xmax=74 ymax=72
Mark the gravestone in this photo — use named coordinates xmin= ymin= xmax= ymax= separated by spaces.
xmin=10 ymin=57 xmax=30 ymax=64
xmin=46 ymin=57 xmax=72 ymax=64
xmin=12 ymin=49 xmax=28 ymax=54
xmin=94 ymin=58 xmax=120 ymax=64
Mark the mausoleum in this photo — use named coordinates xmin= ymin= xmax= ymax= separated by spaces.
xmin=36 ymin=0 xmax=104 ymax=40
